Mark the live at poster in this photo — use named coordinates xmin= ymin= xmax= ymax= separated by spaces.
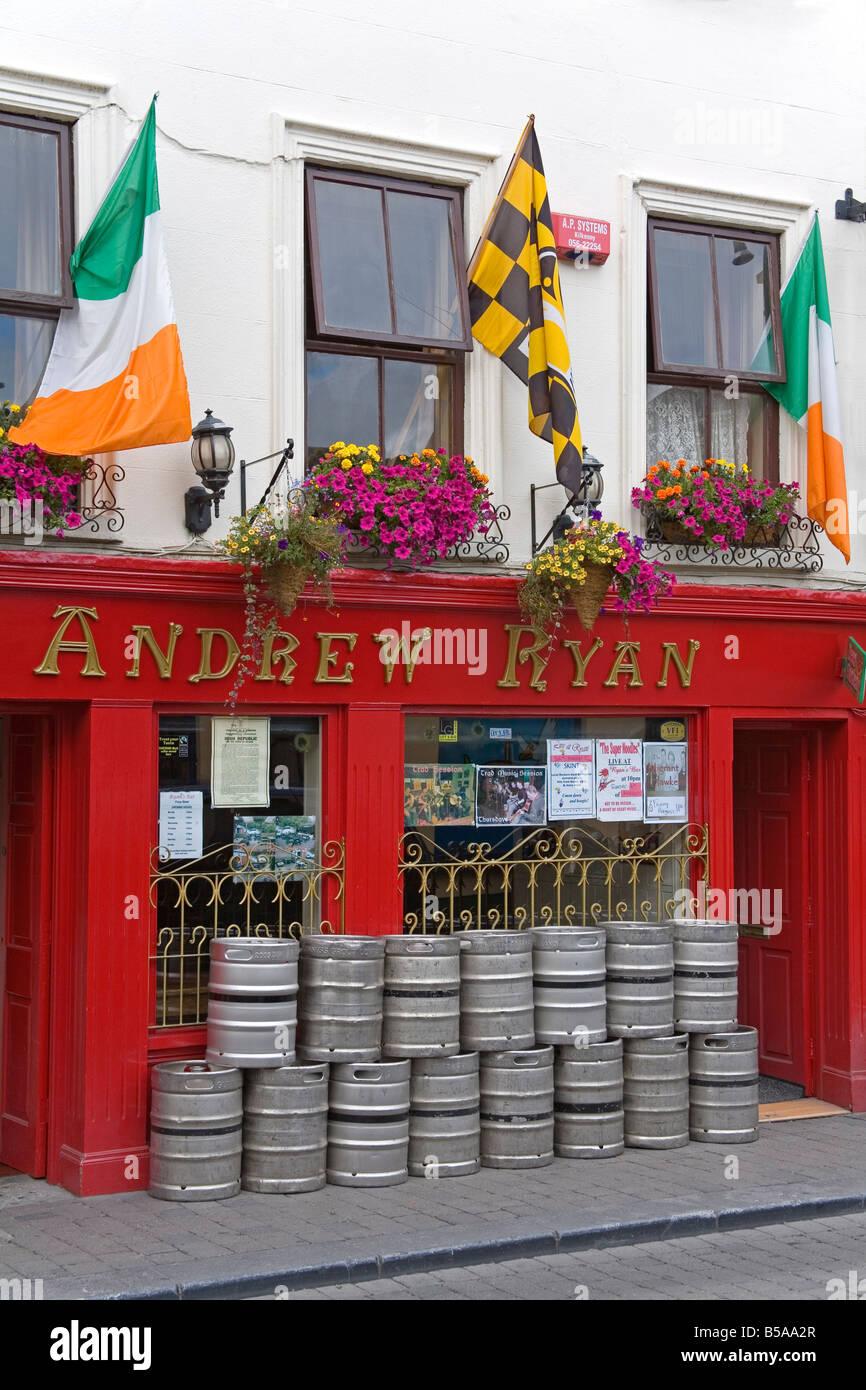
xmin=547 ymin=739 xmax=595 ymax=820
xmin=404 ymin=765 xmax=476 ymax=826
xmin=595 ymin=739 xmax=644 ymax=822
xmin=475 ymin=766 xmax=547 ymax=826
xmin=643 ymin=743 xmax=688 ymax=822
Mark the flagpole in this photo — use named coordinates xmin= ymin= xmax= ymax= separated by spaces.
xmin=466 ymin=114 xmax=535 ymax=282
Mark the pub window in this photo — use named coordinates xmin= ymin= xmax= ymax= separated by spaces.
xmin=647 ymin=218 xmax=784 ymax=481
xmin=0 ymin=112 xmax=74 ymax=406
xmin=304 ymin=167 xmax=472 ymax=471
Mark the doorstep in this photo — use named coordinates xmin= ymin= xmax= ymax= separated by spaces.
xmin=759 ymin=1099 xmax=849 ymax=1123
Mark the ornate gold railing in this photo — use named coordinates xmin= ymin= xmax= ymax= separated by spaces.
xmin=399 ymin=823 xmax=709 ymax=933
xmin=149 ymin=839 xmax=345 ymax=1028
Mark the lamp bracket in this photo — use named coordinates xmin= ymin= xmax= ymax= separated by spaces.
xmin=836 ymin=188 xmax=866 ymax=223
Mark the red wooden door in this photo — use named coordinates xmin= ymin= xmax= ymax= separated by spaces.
xmin=733 ymin=729 xmax=810 ymax=1086
xmin=0 ymin=715 xmax=53 ymax=1175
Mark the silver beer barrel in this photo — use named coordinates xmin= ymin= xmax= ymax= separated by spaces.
xmin=554 ymin=1038 xmax=624 ymax=1159
xmin=623 ymin=1033 xmax=690 ymax=1149
xmin=674 ymin=919 xmax=739 ymax=1033
xmin=605 ymin=921 xmax=674 ymax=1038
xmin=408 ymin=1053 xmax=480 ymax=1178
xmin=327 ymin=1060 xmax=410 ymax=1187
xmin=689 ymin=1026 xmax=759 ymax=1144
xmin=458 ymin=930 xmax=534 ymax=1053
xmin=480 ymin=1046 xmax=554 ymax=1169
xmin=149 ymin=1060 xmax=242 ymax=1201
xmin=532 ymin=925 xmax=606 ymax=1045
xmin=382 ymin=935 xmax=461 ymax=1058
xmin=242 ymin=1063 xmax=330 ymax=1193
xmin=297 ymin=935 xmax=385 ymax=1062
xmin=205 ymin=936 xmax=298 ymax=1069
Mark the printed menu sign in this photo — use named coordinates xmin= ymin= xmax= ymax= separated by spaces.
xmin=595 ymin=739 xmax=644 ymax=822
xmin=644 ymin=743 xmax=688 ymax=822
xmin=547 ymin=739 xmax=595 ymax=820
xmin=211 ymin=716 xmax=270 ymax=808
xmin=158 ymin=790 xmax=203 ymax=861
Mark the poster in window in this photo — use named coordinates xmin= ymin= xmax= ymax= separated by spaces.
xmin=231 ymin=815 xmax=276 ymax=879
xmin=475 ymin=766 xmax=547 ymax=827
xmin=211 ymin=716 xmax=270 ymax=808
xmin=643 ymin=742 xmax=688 ymax=822
xmin=546 ymin=739 xmax=595 ymax=820
xmin=404 ymin=765 xmax=476 ymax=826
xmin=158 ymin=790 xmax=203 ymax=861
xmin=595 ymin=739 xmax=644 ymax=822
xmin=274 ymin=816 xmax=317 ymax=872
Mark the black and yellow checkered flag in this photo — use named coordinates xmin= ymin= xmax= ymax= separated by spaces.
xmin=468 ymin=116 xmax=583 ymax=494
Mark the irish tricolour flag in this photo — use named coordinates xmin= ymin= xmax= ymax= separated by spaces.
xmin=762 ymin=215 xmax=849 ymax=562
xmin=8 ymin=97 xmax=190 ymax=455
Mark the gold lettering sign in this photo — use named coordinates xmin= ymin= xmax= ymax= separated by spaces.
xmin=34 ymin=605 xmax=106 ymax=677
xmin=189 ymin=628 xmax=240 ymax=683
xmin=603 ymin=641 xmax=643 ymax=689
xmin=372 ymin=628 xmax=431 ymax=685
xmin=126 ymin=623 xmax=183 ymax=679
xmin=314 ymin=632 xmax=357 ymax=684
xmin=564 ymin=636 xmax=603 ymax=688
xmin=497 ymin=625 xmax=550 ymax=692
xmin=657 ymin=640 xmax=700 ymax=689
xmin=255 ymin=631 xmax=300 ymax=684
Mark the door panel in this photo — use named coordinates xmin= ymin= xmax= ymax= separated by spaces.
xmin=733 ymin=729 xmax=808 ymax=1085
xmin=0 ymin=715 xmax=53 ymax=1175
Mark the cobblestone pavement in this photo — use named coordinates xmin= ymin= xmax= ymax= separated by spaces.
xmin=0 ymin=1113 xmax=864 ymax=1299
xmin=258 ymin=1211 xmax=866 ymax=1301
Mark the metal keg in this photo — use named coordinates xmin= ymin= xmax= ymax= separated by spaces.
xmin=532 ymin=925 xmax=606 ymax=1045
xmin=479 ymin=1047 xmax=554 ymax=1169
xmin=554 ymin=1039 xmax=624 ymax=1159
xmin=149 ymin=1061 xmax=242 ymax=1201
xmin=382 ymin=935 xmax=461 ymax=1058
xmin=458 ymin=930 xmax=535 ymax=1053
xmin=327 ymin=1060 xmax=410 ymax=1187
xmin=623 ymin=1033 xmax=690 ymax=1149
xmin=689 ymin=1026 xmax=759 ymax=1144
xmin=408 ymin=1053 xmax=480 ymax=1178
xmin=242 ymin=1063 xmax=329 ymax=1193
xmin=674 ymin=919 xmax=739 ymax=1033
xmin=297 ymin=935 xmax=385 ymax=1062
xmin=605 ymin=921 xmax=674 ymax=1038
xmin=206 ymin=936 xmax=298 ymax=1069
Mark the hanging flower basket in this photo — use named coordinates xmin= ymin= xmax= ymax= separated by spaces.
xmin=571 ymin=561 xmax=615 ymax=633
xmin=264 ymin=563 xmax=308 ymax=616
xmin=519 ymin=513 xmax=675 ymax=640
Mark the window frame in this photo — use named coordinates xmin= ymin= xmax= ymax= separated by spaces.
xmin=647 ymin=216 xmax=786 ymax=384
xmin=0 ymin=110 xmax=75 ymax=316
xmin=646 ymin=373 xmax=780 ymax=484
xmin=305 ymin=165 xmax=473 ymax=351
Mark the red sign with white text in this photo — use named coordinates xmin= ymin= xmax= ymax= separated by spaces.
xmin=552 ymin=213 xmax=610 ymax=263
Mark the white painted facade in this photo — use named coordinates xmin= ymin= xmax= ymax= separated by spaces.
xmin=1 ymin=0 xmax=864 ymax=583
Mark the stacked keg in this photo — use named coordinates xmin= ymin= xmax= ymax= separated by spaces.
xmin=149 ymin=912 xmax=760 ymax=1201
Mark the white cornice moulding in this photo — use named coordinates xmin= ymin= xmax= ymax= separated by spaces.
xmin=270 ymin=115 xmax=504 ymax=502
xmin=0 ymin=65 xmax=113 ymax=119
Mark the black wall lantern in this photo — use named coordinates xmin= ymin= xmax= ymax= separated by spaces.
xmin=530 ymin=449 xmax=605 ymax=555
xmin=185 ymin=408 xmax=236 ymax=533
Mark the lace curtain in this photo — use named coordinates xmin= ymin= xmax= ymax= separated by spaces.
xmin=647 ymin=385 xmax=749 ymax=467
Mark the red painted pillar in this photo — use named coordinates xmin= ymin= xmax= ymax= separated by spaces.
xmin=706 ymin=707 xmax=734 ymax=896
xmin=343 ymin=704 xmax=403 ymax=935
xmin=51 ymin=701 xmax=153 ymax=1195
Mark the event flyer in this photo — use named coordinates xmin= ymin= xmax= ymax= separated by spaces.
xmin=404 ymin=765 xmax=476 ymax=826
xmin=643 ymin=742 xmax=688 ymax=822
xmin=475 ymin=766 xmax=547 ymax=826
xmin=595 ymin=739 xmax=644 ymax=821
xmin=547 ymin=739 xmax=595 ymax=820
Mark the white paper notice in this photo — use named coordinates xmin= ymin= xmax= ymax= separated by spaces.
xmin=159 ymin=790 xmax=203 ymax=861
xmin=643 ymin=742 xmax=688 ymax=822
xmin=211 ymin=717 xmax=271 ymax=808
xmin=547 ymin=739 xmax=596 ymax=820
xmin=595 ymin=738 xmax=644 ymax=821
